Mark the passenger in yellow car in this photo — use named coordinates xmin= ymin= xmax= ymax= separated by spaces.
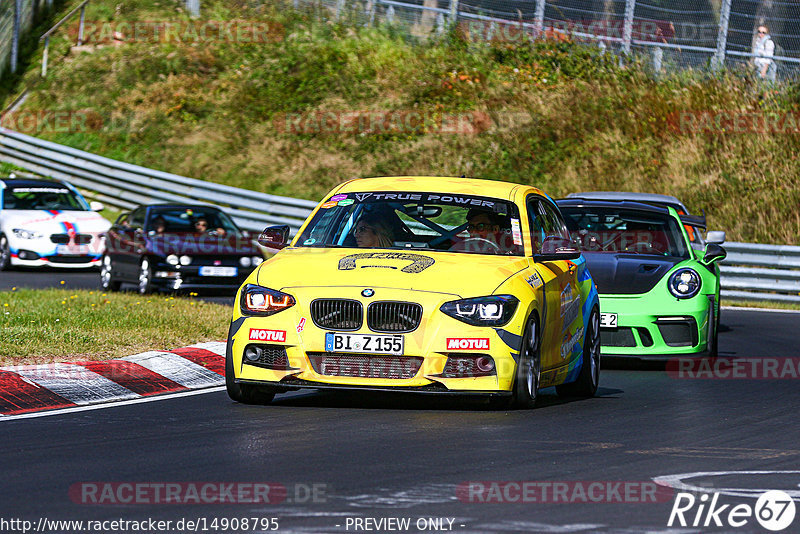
xmin=354 ymin=213 xmax=393 ymax=248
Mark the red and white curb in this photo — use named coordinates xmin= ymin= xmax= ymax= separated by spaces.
xmin=0 ymin=341 xmax=225 ymax=416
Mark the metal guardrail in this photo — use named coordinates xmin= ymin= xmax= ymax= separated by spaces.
xmin=0 ymin=127 xmax=318 ymax=233
xmin=720 ymin=243 xmax=800 ymax=304
xmin=2 ymin=127 xmax=798 ymax=303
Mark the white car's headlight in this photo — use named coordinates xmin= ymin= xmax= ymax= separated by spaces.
xmin=13 ymin=228 xmax=43 ymax=240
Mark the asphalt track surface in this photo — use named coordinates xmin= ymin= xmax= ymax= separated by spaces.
xmin=2 ymin=271 xmax=800 ymax=533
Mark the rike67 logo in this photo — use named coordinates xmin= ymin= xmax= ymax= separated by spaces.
xmin=668 ymin=490 xmax=796 ymax=531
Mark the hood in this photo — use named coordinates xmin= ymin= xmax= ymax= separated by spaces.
xmin=1 ymin=210 xmax=111 ymax=234
xmin=582 ymin=253 xmax=683 ymax=294
xmin=147 ymin=234 xmax=259 ymax=256
xmin=256 ymin=247 xmax=529 ymax=297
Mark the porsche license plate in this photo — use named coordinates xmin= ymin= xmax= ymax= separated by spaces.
xmin=198 ymin=266 xmax=237 ymax=277
xmin=325 ymin=333 xmax=404 ymax=355
xmin=600 ymin=313 xmax=618 ymax=328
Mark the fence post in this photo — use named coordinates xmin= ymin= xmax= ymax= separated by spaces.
xmin=77 ymin=3 xmax=86 ymax=46
xmin=449 ymin=0 xmax=459 ymax=26
xmin=335 ymin=0 xmax=345 ymax=20
xmin=41 ymin=36 xmax=49 ymax=77
xmin=534 ymin=0 xmax=545 ymax=38
xmin=11 ymin=0 xmax=22 ymax=74
xmin=185 ymin=0 xmax=200 ymax=17
xmin=712 ymin=0 xmax=732 ymax=70
xmin=622 ymin=0 xmax=636 ymax=54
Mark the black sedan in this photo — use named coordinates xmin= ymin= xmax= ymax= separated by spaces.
xmin=100 ymin=204 xmax=264 ymax=294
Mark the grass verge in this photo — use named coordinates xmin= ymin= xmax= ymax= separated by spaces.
xmin=0 ymin=288 xmax=229 ymax=364
xmin=721 ymin=299 xmax=800 ymax=311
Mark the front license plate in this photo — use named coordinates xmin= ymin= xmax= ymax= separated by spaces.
xmin=198 ymin=266 xmax=238 ymax=277
xmin=325 ymin=332 xmax=404 ymax=355
xmin=600 ymin=313 xmax=618 ymax=328
xmin=55 ymin=245 xmax=89 ymax=255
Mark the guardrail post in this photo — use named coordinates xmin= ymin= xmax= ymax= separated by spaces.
xmin=534 ymin=0 xmax=545 ymax=38
xmin=77 ymin=4 xmax=86 ymax=46
xmin=335 ymin=0 xmax=345 ymax=20
xmin=449 ymin=0 xmax=459 ymax=26
xmin=185 ymin=0 xmax=200 ymax=17
xmin=622 ymin=0 xmax=635 ymax=54
xmin=712 ymin=0 xmax=732 ymax=70
xmin=41 ymin=36 xmax=49 ymax=77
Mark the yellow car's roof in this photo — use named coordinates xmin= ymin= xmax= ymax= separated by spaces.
xmin=333 ymin=176 xmax=546 ymax=201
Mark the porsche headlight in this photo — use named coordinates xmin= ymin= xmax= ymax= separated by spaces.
xmin=440 ymin=295 xmax=519 ymax=327
xmin=13 ymin=228 xmax=43 ymax=240
xmin=668 ymin=268 xmax=701 ymax=299
xmin=240 ymin=284 xmax=296 ymax=316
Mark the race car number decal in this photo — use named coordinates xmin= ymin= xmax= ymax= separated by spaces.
xmin=338 ymin=253 xmax=435 ymax=274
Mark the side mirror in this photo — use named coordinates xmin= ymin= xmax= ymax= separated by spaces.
xmin=702 ymin=243 xmax=727 ymax=265
xmin=706 ymin=230 xmax=726 ymax=244
xmin=89 ymin=201 xmax=105 ymax=211
xmin=258 ymin=225 xmax=290 ymax=250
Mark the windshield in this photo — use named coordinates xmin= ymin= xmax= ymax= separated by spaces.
xmin=2 ymin=185 xmax=89 ymax=211
xmin=559 ymin=206 xmax=690 ymax=258
xmin=296 ymin=192 xmax=524 ymax=256
xmin=146 ymin=207 xmax=242 ymax=236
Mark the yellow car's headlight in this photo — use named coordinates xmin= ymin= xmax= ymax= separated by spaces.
xmin=240 ymin=284 xmax=296 ymax=316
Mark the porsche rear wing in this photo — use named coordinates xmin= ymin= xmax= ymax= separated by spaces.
xmin=679 ymin=213 xmax=707 ymax=230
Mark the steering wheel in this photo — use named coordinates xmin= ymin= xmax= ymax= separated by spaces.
xmin=461 ymin=237 xmax=500 ymax=252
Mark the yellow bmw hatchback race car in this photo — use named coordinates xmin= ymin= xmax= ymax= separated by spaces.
xmin=226 ymin=177 xmax=600 ymax=408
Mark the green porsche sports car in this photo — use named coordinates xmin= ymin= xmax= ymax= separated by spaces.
xmin=556 ymin=198 xmax=726 ymax=360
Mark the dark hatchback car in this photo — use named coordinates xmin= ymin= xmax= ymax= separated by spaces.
xmin=100 ymin=204 xmax=264 ymax=294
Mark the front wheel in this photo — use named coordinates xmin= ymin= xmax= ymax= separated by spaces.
xmin=509 ymin=314 xmax=541 ymax=409
xmin=557 ymin=307 xmax=600 ymax=398
xmin=225 ymin=347 xmax=275 ymax=405
xmin=138 ymin=258 xmax=154 ymax=295
xmin=100 ymin=255 xmax=121 ymax=291
xmin=0 ymin=235 xmax=11 ymax=271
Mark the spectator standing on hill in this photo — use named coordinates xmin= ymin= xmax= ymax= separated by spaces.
xmin=753 ymin=25 xmax=777 ymax=82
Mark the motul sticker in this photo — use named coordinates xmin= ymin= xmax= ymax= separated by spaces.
xmin=447 ymin=338 xmax=490 ymax=350
xmin=249 ymin=329 xmax=287 ymax=342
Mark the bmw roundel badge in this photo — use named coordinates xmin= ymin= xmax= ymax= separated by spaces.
xmin=361 ymin=289 xmax=375 ymax=298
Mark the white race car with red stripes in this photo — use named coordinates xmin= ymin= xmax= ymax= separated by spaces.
xmin=0 ymin=177 xmax=111 ymax=269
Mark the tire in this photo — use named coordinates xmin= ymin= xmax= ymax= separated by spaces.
xmin=225 ymin=345 xmax=275 ymax=405
xmin=100 ymin=255 xmax=121 ymax=291
xmin=708 ymin=300 xmax=719 ymax=358
xmin=509 ymin=314 xmax=541 ymax=409
xmin=138 ymin=258 xmax=154 ymax=295
xmin=0 ymin=235 xmax=11 ymax=271
xmin=557 ymin=307 xmax=600 ymax=398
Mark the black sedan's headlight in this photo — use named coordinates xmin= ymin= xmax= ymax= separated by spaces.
xmin=668 ymin=268 xmax=701 ymax=299
xmin=240 ymin=284 xmax=296 ymax=316
xmin=440 ymin=295 xmax=519 ymax=327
